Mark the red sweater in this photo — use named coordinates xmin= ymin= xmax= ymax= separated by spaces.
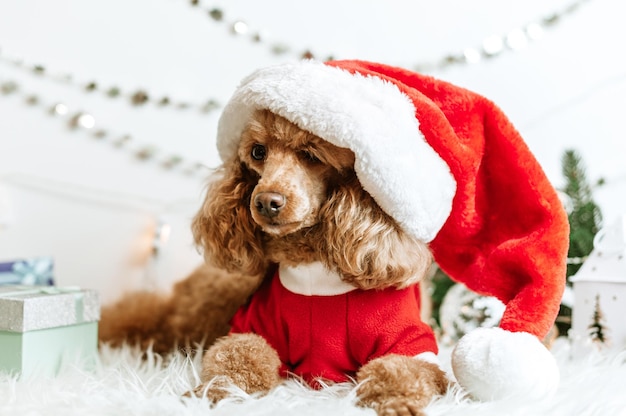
xmin=230 ymin=267 xmax=438 ymax=385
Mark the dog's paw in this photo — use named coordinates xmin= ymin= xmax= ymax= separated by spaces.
xmin=188 ymin=378 xmax=235 ymax=403
xmin=356 ymin=354 xmax=448 ymax=416
xmin=196 ymin=333 xmax=282 ymax=401
xmin=374 ymin=397 xmax=426 ymax=416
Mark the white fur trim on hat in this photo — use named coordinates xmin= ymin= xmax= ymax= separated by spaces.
xmin=217 ymin=60 xmax=456 ymax=242
xmin=451 ymin=327 xmax=560 ymax=401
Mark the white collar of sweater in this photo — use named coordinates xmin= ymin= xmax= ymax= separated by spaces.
xmin=278 ymin=262 xmax=356 ymax=296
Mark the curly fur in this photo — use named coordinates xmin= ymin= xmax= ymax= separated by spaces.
xmin=191 ymin=160 xmax=267 ymax=277
xmin=188 ymin=110 xmax=447 ymax=414
xmin=194 ymin=333 xmax=282 ymax=402
xmin=99 ymin=264 xmax=261 ymax=354
xmin=356 ymin=355 xmax=448 ymax=416
xmin=100 ymin=109 xmax=447 ymax=415
xmin=191 ymin=109 xmax=432 ymax=289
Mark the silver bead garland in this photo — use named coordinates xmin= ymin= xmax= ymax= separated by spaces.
xmin=0 ymin=77 xmax=208 ymax=177
xmin=0 ymin=49 xmax=223 ymax=116
xmin=185 ymin=0 xmax=591 ymax=71
xmin=0 ymin=0 xmax=594 ymax=181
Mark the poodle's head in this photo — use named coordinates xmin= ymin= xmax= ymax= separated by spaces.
xmin=192 ymin=109 xmax=431 ymax=290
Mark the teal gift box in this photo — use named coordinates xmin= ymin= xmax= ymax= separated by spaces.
xmin=0 ymin=285 xmax=100 ymax=378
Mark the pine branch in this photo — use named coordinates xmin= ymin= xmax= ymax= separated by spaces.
xmin=561 ymin=149 xmax=603 ymax=278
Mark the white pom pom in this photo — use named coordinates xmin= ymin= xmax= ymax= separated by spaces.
xmin=451 ymin=327 xmax=559 ymax=401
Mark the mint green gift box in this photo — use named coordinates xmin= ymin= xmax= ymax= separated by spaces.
xmin=0 ymin=285 xmax=100 ymax=378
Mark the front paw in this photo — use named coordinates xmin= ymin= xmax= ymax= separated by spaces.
xmin=356 ymin=355 xmax=448 ymax=416
xmin=190 ymin=378 xmax=236 ymax=403
xmin=193 ymin=333 xmax=282 ymax=402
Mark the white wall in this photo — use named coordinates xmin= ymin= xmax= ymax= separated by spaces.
xmin=0 ymin=0 xmax=624 ymax=303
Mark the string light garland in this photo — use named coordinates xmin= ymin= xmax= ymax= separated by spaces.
xmin=185 ymin=0 xmax=591 ymax=72
xmin=415 ymin=0 xmax=591 ymax=73
xmin=0 ymin=77 xmax=209 ymax=177
xmin=0 ymin=48 xmax=223 ymax=115
xmin=0 ymin=172 xmax=198 ymax=284
xmin=0 ymin=0 xmax=592 ymax=126
xmin=186 ymin=0 xmax=326 ymax=61
xmin=152 ymin=219 xmax=172 ymax=257
xmin=0 ymin=172 xmax=199 ymax=214
xmin=0 ymin=0 xmax=601 ymax=183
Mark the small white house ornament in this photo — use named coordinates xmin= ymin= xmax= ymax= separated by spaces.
xmin=570 ymin=214 xmax=626 ymax=355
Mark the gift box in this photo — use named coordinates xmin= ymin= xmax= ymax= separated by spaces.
xmin=0 ymin=257 xmax=55 ymax=286
xmin=0 ymin=285 xmax=100 ymax=378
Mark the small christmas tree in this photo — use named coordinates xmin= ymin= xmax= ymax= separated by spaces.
xmin=430 ymin=266 xmax=456 ymax=327
xmin=588 ymin=294 xmax=610 ymax=346
xmin=557 ymin=149 xmax=603 ymax=335
xmin=562 ymin=149 xmax=603 ymax=278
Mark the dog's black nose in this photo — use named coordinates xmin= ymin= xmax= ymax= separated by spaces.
xmin=254 ymin=192 xmax=286 ymax=218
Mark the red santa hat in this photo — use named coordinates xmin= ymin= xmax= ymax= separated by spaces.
xmin=216 ymin=59 xmax=569 ymax=401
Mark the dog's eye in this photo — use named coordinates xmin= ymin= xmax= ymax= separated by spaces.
xmin=251 ymin=144 xmax=267 ymax=161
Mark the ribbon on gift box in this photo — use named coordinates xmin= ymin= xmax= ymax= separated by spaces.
xmin=0 ymin=285 xmax=89 ymax=331
xmin=0 ymin=257 xmax=54 ymax=286
xmin=0 ymin=285 xmax=81 ymax=298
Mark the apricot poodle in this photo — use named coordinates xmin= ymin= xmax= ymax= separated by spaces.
xmin=100 ymin=109 xmax=449 ymax=415
xmin=195 ymin=110 xmax=448 ymax=413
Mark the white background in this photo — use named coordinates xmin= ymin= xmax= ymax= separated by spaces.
xmin=0 ymin=0 xmax=624 ymax=303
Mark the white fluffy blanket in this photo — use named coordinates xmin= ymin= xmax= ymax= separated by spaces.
xmin=1 ymin=339 xmax=625 ymax=416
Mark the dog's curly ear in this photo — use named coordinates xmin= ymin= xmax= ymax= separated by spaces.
xmin=320 ymin=178 xmax=432 ymax=290
xmin=192 ymin=158 xmax=268 ymax=276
